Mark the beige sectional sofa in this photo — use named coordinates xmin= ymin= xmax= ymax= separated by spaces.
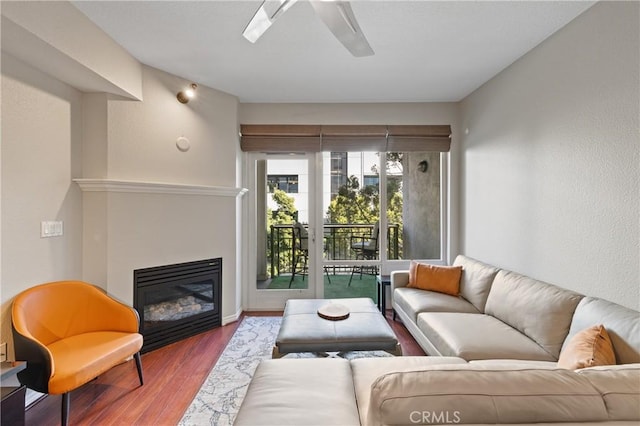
xmin=235 ymin=358 xmax=640 ymax=425
xmin=392 ymin=255 xmax=640 ymax=364
xmin=234 ymin=256 xmax=640 ymax=425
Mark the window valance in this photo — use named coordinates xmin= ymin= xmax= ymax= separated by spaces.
xmin=240 ymin=124 xmax=451 ymax=153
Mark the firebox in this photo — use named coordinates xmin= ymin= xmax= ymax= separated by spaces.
xmin=134 ymin=258 xmax=221 ymax=353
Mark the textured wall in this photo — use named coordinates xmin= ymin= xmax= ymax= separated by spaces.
xmin=1 ymin=54 xmax=84 ymax=357
xmin=81 ymin=65 xmax=243 ymax=320
xmin=105 ymin=66 xmax=238 ymax=186
xmin=460 ymin=2 xmax=639 ymax=309
xmin=403 ymin=152 xmax=441 ymax=259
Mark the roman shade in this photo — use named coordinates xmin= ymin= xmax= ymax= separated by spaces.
xmin=240 ymin=124 xmax=451 ymax=153
xmin=240 ymin=125 xmax=322 ymax=153
xmin=320 ymin=125 xmax=388 ymax=152
xmin=387 ymin=125 xmax=452 ymax=152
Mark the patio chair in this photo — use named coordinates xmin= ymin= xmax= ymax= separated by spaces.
xmin=289 ymin=222 xmax=332 ymax=287
xmin=348 ymin=222 xmax=379 ymax=286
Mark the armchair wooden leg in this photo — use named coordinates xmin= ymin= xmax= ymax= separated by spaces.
xmin=134 ymin=352 xmax=144 ymax=386
xmin=62 ymin=392 xmax=70 ymax=426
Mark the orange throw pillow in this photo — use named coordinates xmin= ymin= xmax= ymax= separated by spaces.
xmin=557 ymin=324 xmax=616 ymax=370
xmin=407 ymin=261 xmax=462 ymax=296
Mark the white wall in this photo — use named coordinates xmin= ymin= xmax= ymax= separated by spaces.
xmin=105 ymin=66 xmax=238 ymax=186
xmin=81 ymin=65 xmax=243 ymax=321
xmin=1 ymin=1 xmax=142 ymax=100
xmin=1 ymin=55 xmax=245 ymax=360
xmin=1 ymin=3 xmax=246 ymax=365
xmin=460 ymin=2 xmax=639 ymax=309
xmin=1 ymin=53 xmax=84 ymax=355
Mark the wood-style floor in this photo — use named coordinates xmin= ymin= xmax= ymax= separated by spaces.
xmin=25 ymin=310 xmax=424 ymax=425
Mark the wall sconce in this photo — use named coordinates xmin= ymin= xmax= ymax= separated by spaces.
xmin=177 ymin=83 xmax=197 ymax=104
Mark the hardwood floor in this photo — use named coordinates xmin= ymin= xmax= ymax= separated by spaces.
xmin=25 ymin=309 xmax=424 ymax=425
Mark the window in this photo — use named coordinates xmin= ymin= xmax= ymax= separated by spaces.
xmin=242 ymin=124 xmax=451 ymax=264
xmin=363 ymin=175 xmax=379 ymax=189
xmin=267 ymin=175 xmax=299 ymax=193
xmin=330 ymin=152 xmax=348 ymax=199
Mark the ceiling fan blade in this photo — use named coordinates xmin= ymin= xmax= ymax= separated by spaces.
xmin=309 ymin=1 xmax=374 ymax=57
xmin=243 ymin=0 xmax=299 ymax=43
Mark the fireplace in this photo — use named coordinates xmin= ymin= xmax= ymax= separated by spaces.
xmin=134 ymin=258 xmax=222 ymax=353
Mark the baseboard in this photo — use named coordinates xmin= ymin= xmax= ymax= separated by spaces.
xmin=222 ymin=308 xmax=243 ymax=325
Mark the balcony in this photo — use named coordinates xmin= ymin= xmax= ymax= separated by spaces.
xmin=268 ymin=223 xmax=400 ymax=278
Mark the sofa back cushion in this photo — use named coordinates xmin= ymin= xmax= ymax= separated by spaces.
xmin=453 ymin=255 xmax=499 ymax=312
xmin=563 ymin=297 xmax=640 ymax=364
xmin=576 ymin=364 xmax=640 ymax=421
xmin=368 ymin=365 xmax=608 ymax=425
xmin=484 ymin=270 xmax=583 ymax=359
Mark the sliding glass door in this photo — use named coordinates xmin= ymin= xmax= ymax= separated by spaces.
xmin=244 ymin=149 xmax=448 ymax=310
xmin=320 ymin=151 xmax=381 ymax=296
xmin=246 ymin=153 xmax=318 ymax=309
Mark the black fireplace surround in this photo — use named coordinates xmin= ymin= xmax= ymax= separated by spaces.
xmin=134 ymin=258 xmax=222 ymax=353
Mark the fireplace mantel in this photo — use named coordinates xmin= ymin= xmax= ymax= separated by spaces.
xmin=74 ymin=178 xmax=248 ymax=197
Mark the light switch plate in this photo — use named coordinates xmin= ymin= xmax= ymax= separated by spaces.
xmin=41 ymin=221 xmax=63 ymax=237
xmin=0 ymin=342 xmax=7 ymax=362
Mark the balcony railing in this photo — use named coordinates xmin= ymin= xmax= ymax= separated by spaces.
xmin=269 ymin=223 xmax=400 ymax=278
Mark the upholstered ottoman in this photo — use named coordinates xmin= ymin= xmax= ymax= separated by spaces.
xmin=273 ymin=297 xmax=402 ymax=358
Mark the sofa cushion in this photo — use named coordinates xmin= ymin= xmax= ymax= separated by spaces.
xmin=233 ymin=358 xmax=360 ymax=426
xmin=485 ymin=270 xmax=583 ymax=359
xmin=351 ymin=356 xmax=467 ymax=426
xmin=563 ymin=297 xmax=640 ymax=365
xmin=368 ymin=365 xmax=608 ymax=425
xmin=417 ymin=312 xmax=556 ymax=361
xmin=558 ymin=324 xmax=616 ymax=370
xmin=576 ymin=364 xmax=640 ymax=421
xmin=408 ymin=261 xmax=462 ymax=296
xmin=394 ymin=288 xmax=479 ymax=323
xmin=453 ymin=255 xmax=499 ymax=312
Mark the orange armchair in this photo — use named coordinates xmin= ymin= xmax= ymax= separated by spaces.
xmin=11 ymin=280 xmax=144 ymax=425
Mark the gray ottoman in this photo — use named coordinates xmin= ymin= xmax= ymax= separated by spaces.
xmin=273 ymin=297 xmax=402 ymax=358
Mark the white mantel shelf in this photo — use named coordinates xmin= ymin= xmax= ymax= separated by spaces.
xmin=73 ymin=179 xmax=248 ymax=197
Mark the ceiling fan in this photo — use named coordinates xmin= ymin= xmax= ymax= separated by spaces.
xmin=242 ymin=0 xmax=374 ymax=57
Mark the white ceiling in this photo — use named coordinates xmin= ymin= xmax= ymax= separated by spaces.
xmin=71 ymin=1 xmax=594 ymax=103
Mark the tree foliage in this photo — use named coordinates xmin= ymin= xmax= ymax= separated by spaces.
xmin=325 ymin=174 xmax=403 ymax=227
xmin=326 ymin=176 xmax=379 ymax=224
xmin=267 ymin=189 xmax=297 ymax=277
xmin=269 ymin=189 xmax=298 ymax=224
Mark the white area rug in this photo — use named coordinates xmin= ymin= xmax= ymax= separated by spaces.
xmin=179 ymin=316 xmax=391 ymax=426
